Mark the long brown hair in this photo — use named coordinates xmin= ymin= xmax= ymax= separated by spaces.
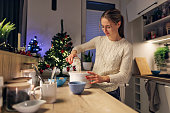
xmin=101 ymin=9 xmax=124 ymax=38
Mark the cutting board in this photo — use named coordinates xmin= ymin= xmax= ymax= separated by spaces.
xmin=135 ymin=57 xmax=152 ymax=75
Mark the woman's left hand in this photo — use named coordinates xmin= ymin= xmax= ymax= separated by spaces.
xmin=86 ymin=71 xmax=110 ymax=84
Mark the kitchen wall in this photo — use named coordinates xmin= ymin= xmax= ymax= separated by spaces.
xmin=27 ymin=0 xmax=119 ymax=57
xmin=27 ymin=0 xmax=120 ymax=57
xmin=27 ymin=0 xmax=81 ymax=56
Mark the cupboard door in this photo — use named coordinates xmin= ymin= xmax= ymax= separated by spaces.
xmin=157 ymin=0 xmax=168 ymax=6
xmin=2 ymin=54 xmax=12 ymax=81
xmin=127 ymin=0 xmax=157 ymax=22
xmin=126 ymin=0 xmax=138 ymax=22
xmin=140 ymin=78 xmax=150 ymax=113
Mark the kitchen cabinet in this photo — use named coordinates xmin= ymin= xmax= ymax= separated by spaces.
xmin=127 ymin=0 xmax=169 ymax=22
xmin=134 ymin=77 xmax=150 ymax=113
xmin=132 ymin=75 xmax=170 ymax=113
xmin=0 ymin=50 xmax=39 ymax=82
xmin=143 ymin=0 xmax=170 ymax=43
xmin=157 ymin=0 xmax=169 ymax=6
xmin=127 ymin=0 xmax=157 ymax=22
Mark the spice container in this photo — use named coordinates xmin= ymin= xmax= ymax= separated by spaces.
xmin=5 ymin=82 xmax=31 ymax=111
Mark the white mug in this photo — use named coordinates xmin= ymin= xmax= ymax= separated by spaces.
xmin=33 ymin=82 xmax=57 ymax=104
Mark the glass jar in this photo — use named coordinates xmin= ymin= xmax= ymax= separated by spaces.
xmin=21 ymin=69 xmax=38 ymax=89
xmin=5 ymin=82 xmax=31 ymax=111
xmin=7 ymin=79 xmax=28 ymax=84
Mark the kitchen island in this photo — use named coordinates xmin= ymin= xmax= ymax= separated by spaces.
xmin=37 ymin=86 xmax=137 ymax=113
xmin=3 ymin=85 xmax=138 ymax=113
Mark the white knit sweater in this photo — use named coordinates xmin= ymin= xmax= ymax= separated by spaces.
xmin=73 ymin=36 xmax=133 ymax=92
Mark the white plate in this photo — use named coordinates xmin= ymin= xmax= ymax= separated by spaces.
xmin=12 ymin=100 xmax=46 ymax=113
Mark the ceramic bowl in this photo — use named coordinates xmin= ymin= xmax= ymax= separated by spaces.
xmin=48 ymin=77 xmax=67 ymax=87
xmin=68 ymin=81 xmax=86 ymax=95
xmin=12 ymin=100 xmax=46 ymax=113
xmin=57 ymin=77 xmax=67 ymax=87
xmin=151 ymin=70 xmax=160 ymax=75
xmin=69 ymin=71 xmax=91 ymax=88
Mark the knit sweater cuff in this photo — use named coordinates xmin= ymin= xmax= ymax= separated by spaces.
xmin=72 ymin=47 xmax=81 ymax=54
xmin=108 ymin=75 xmax=119 ymax=84
xmin=108 ymin=73 xmax=130 ymax=84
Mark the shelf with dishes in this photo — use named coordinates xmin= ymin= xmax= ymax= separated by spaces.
xmin=143 ymin=0 xmax=170 ymax=43
xmin=144 ymin=14 xmax=170 ymax=29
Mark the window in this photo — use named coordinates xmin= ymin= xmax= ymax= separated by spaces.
xmin=86 ymin=1 xmax=115 ymax=62
xmin=0 ymin=0 xmax=27 ymax=51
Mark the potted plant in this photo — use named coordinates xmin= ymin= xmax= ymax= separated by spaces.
xmin=154 ymin=46 xmax=169 ymax=70
xmin=82 ymin=51 xmax=93 ymax=71
xmin=0 ymin=18 xmax=15 ymax=51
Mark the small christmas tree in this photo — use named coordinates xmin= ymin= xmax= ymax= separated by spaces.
xmin=38 ymin=19 xmax=73 ymax=77
xmin=27 ymin=36 xmax=42 ymax=54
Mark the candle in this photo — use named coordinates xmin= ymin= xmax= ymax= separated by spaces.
xmin=18 ymin=33 xmax=21 ymax=51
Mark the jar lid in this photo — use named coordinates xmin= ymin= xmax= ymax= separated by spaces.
xmin=7 ymin=79 xmax=28 ymax=83
xmin=5 ymin=82 xmax=30 ymax=90
xmin=21 ymin=69 xmax=36 ymax=73
xmin=13 ymin=77 xmax=31 ymax=80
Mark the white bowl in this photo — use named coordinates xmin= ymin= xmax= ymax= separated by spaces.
xmin=12 ymin=100 xmax=46 ymax=113
xmin=69 ymin=71 xmax=91 ymax=88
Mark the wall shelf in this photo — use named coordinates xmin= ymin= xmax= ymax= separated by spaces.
xmin=143 ymin=0 xmax=170 ymax=43
xmin=144 ymin=15 xmax=170 ymax=28
xmin=145 ymin=34 xmax=170 ymax=43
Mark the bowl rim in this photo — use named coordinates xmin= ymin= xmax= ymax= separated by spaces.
xmin=68 ymin=71 xmax=90 ymax=74
xmin=12 ymin=100 xmax=46 ymax=110
xmin=68 ymin=81 xmax=86 ymax=85
xmin=151 ymin=70 xmax=160 ymax=73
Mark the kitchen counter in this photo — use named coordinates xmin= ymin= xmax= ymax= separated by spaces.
xmin=38 ymin=86 xmax=137 ymax=113
xmin=3 ymin=85 xmax=138 ymax=113
xmin=134 ymin=74 xmax=170 ymax=83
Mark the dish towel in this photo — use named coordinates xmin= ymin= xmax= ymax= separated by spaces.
xmin=145 ymin=80 xmax=160 ymax=113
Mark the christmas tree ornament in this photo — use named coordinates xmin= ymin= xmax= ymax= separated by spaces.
xmin=27 ymin=36 xmax=42 ymax=57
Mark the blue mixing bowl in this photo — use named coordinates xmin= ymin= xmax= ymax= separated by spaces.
xmin=57 ymin=77 xmax=67 ymax=87
xmin=48 ymin=77 xmax=67 ymax=87
xmin=151 ymin=70 xmax=160 ymax=75
xmin=68 ymin=81 xmax=86 ymax=95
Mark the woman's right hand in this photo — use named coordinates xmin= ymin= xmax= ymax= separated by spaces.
xmin=66 ymin=50 xmax=77 ymax=64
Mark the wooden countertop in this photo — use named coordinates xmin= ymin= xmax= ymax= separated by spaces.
xmin=3 ymin=85 xmax=138 ymax=113
xmin=134 ymin=74 xmax=170 ymax=83
xmin=36 ymin=86 xmax=138 ymax=113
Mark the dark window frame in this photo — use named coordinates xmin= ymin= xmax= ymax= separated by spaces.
xmin=86 ymin=1 xmax=115 ymax=11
